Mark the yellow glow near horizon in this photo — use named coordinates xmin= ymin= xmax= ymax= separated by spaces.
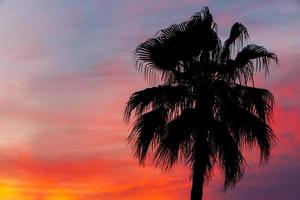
xmin=45 ymin=188 xmax=77 ymax=200
xmin=0 ymin=182 xmax=22 ymax=200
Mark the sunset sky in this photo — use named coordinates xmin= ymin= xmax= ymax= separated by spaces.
xmin=0 ymin=0 xmax=299 ymax=199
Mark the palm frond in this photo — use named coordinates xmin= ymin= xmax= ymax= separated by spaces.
xmin=216 ymin=85 xmax=275 ymax=158
xmin=134 ymin=7 xmax=221 ymax=82
xmin=124 ymin=85 xmax=189 ymax=123
xmin=233 ymin=85 xmax=275 ymax=122
xmin=128 ymin=107 xmax=168 ymax=163
xmin=221 ymin=22 xmax=249 ymax=61
xmin=154 ymin=108 xmax=198 ymax=170
xmin=135 ymin=28 xmax=182 ymax=82
xmin=210 ymin=120 xmax=245 ymax=189
xmin=223 ymin=104 xmax=275 ymax=163
xmin=234 ymin=44 xmax=278 ymax=77
xmin=219 ymin=45 xmax=277 ymax=85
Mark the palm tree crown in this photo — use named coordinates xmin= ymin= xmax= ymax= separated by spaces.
xmin=124 ymin=7 xmax=278 ymax=200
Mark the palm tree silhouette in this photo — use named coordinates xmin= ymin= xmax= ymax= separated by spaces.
xmin=124 ymin=7 xmax=278 ymax=200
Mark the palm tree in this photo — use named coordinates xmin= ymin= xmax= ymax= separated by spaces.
xmin=124 ymin=7 xmax=278 ymax=200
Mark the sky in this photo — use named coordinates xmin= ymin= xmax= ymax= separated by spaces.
xmin=0 ymin=0 xmax=299 ymax=199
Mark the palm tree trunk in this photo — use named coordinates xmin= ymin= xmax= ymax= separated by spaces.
xmin=191 ymin=97 xmax=210 ymax=200
xmin=190 ymin=158 xmax=205 ymax=200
